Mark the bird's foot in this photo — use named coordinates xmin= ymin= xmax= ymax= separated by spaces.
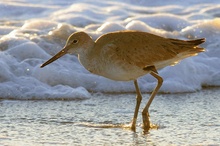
xmin=122 ymin=118 xmax=137 ymax=132
xmin=124 ymin=119 xmax=136 ymax=132
xmin=142 ymin=111 xmax=151 ymax=134
xmin=130 ymin=118 xmax=137 ymax=132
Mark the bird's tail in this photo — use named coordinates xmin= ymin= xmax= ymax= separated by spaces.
xmin=169 ymin=38 xmax=205 ymax=58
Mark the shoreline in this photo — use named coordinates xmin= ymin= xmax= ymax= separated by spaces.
xmin=0 ymin=86 xmax=219 ymax=101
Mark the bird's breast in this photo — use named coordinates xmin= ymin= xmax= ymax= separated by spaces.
xmin=78 ymin=53 xmax=148 ymax=81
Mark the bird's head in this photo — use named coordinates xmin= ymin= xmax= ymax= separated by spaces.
xmin=41 ymin=31 xmax=93 ymax=68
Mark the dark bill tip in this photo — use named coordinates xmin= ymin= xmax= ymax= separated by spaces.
xmin=40 ymin=49 xmax=67 ymax=68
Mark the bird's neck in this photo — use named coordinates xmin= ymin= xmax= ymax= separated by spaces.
xmin=77 ymin=42 xmax=96 ymax=71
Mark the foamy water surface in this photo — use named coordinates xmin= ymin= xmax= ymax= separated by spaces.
xmin=0 ymin=0 xmax=220 ymax=99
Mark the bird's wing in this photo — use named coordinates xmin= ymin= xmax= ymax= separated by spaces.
xmin=95 ymin=31 xmax=178 ymax=68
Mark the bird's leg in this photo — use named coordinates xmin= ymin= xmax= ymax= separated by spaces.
xmin=142 ymin=66 xmax=163 ymax=133
xmin=130 ymin=80 xmax=142 ymax=132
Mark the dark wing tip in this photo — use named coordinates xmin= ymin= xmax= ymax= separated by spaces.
xmin=190 ymin=38 xmax=206 ymax=45
xmin=199 ymin=38 xmax=206 ymax=43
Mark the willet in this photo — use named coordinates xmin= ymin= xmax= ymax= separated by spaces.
xmin=41 ymin=30 xmax=205 ymax=133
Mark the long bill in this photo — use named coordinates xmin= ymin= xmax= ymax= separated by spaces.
xmin=40 ymin=46 xmax=68 ymax=68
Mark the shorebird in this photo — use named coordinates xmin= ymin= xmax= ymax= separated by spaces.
xmin=41 ymin=30 xmax=205 ymax=133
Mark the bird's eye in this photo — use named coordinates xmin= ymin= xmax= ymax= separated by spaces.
xmin=72 ymin=39 xmax=78 ymax=44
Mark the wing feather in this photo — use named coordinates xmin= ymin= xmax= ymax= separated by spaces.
xmin=95 ymin=31 xmax=177 ymax=68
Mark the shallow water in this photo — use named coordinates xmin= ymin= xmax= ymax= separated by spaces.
xmin=1 ymin=1 xmax=220 ymax=99
xmin=0 ymin=87 xmax=219 ymax=145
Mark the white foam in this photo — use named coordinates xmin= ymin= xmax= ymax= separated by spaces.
xmin=97 ymin=22 xmax=125 ymax=33
xmin=0 ymin=0 xmax=220 ymax=99
xmin=125 ymin=14 xmax=190 ymax=32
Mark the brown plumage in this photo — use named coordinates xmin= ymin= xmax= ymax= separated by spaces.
xmin=95 ymin=31 xmax=205 ymax=70
xmin=41 ymin=30 xmax=205 ymax=133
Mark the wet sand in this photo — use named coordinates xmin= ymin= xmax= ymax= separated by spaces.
xmin=0 ymin=87 xmax=220 ymax=145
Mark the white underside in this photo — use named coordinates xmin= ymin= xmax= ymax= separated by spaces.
xmin=96 ymin=55 xmax=186 ymax=81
